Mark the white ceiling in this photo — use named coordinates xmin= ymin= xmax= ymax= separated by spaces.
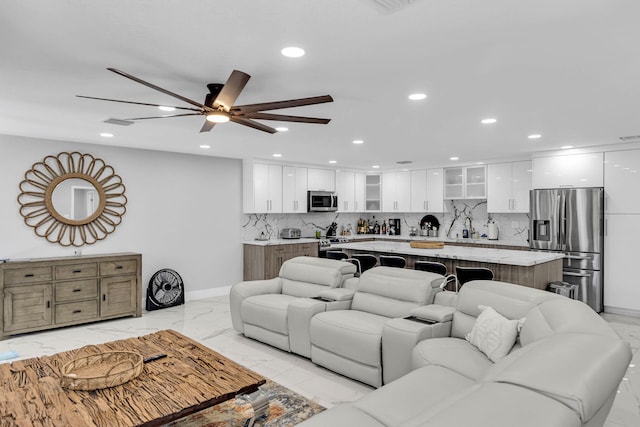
xmin=2 ymin=0 xmax=639 ymax=171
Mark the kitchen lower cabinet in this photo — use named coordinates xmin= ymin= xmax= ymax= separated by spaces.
xmin=1 ymin=253 xmax=142 ymax=340
xmin=243 ymin=242 xmax=319 ymax=280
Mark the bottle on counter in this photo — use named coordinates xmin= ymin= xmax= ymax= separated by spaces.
xmin=374 ymin=220 xmax=380 ymax=234
xmin=381 ymin=220 xmax=387 ymax=235
xmin=363 ymin=218 xmax=368 ymax=234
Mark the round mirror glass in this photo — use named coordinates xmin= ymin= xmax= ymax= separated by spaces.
xmin=51 ymin=178 xmax=101 ymax=221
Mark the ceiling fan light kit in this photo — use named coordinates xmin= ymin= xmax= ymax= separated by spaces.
xmin=78 ymin=68 xmax=333 ymax=134
xmin=206 ymin=112 xmax=230 ymax=123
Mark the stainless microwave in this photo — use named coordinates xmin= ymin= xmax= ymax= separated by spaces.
xmin=307 ymin=191 xmax=338 ymax=212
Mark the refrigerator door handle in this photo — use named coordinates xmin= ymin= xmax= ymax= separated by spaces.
xmin=560 ymin=192 xmax=568 ymax=251
xmin=564 ymin=271 xmax=592 ymax=278
xmin=565 ymin=255 xmax=592 ymax=260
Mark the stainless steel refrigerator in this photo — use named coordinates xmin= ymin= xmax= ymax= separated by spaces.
xmin=529 ymin=187 xmax=604 ymax=312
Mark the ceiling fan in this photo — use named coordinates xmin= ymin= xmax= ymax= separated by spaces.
xmin=77 ymin=68 xmax=333 ymax=134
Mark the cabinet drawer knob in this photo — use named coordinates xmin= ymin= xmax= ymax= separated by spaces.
xmin=25 ymin=273 xmax=34 ymax=277
xmin=72 ymin=288 xmax=82 ymax=293
xmin=115 ymin=265 xmax=123 ymax=270
xmin=72 ymin=310 xmax=82 ymax=314
xmin=102 ymin=294 xmax=106 ymax=301
xmin=72 ymin=269 xmax=82 ymax=273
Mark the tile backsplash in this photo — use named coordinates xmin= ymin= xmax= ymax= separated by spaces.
xmin=243 ymin=200 xmax=530 ymax=246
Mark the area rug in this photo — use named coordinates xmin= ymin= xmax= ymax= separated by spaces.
xmin=163 ymin=379 xmax=325 ymax=427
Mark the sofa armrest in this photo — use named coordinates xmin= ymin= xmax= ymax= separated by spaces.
xmin=342 ymin=276 xmax=360 ymax=290
xmin=230 ymin=278 xmax=282 ymax=333
xmin=409 ymin=304 xmax=456 ymax=323
xmin=381 ymin=317 xmax=453 ymax=384
xmin=288 ymin=298 xmax=329 ymax=358
xmin=318 ymin=288 xmax=356 ymax=302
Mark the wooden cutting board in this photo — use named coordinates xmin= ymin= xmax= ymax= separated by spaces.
xmin=410 ymin=241 xmax=445 ymax=249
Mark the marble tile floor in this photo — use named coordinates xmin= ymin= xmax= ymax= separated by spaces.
xmin=0 ymin=296 xmax=638 ymax=426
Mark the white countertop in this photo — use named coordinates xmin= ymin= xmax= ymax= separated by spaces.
xmin=244 ymin=234 xmax=528 ymax=248
xmin=328 ymin=241 xmax=563 ymax=267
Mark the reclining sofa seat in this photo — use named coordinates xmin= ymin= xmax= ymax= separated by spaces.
xmin=299 ymin=280 xmax=632 ymax=427
xmin=230 ymin=256 xmax=356 ymax=353
xmin=309 ymin=266 xmax=445 ymax=387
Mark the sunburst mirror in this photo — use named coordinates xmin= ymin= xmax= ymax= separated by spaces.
xmin=17 ymin=152 xmax=127 ymax=247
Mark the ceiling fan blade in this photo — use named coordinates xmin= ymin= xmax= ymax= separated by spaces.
xmin=122 ymin=113 xmax=203 ymax=120
xmin=107 ymin=68 xmax=212 ymax=111
xmin=76 ymin=95 xmax=202 ymax=112
xmin=211 ymin=70 xmax=251 ymax=110
xmin=230 ymin=117 xmax=277 ymax=134
xmin=232 ymin=95 xmax=333 ymax=114
xmin=200 ymin=120 xmax=216 ymax=132
xmin=242 ymin=112 xmax=331 ymax=124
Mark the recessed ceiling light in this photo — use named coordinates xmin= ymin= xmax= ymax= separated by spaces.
xmin=352 ymin=140 xmax=364 ymax=144
xmin=561 ymin=145 xmax=574 ymax=149
xmin=329 ymin=160 xmax=337 ymax=164
xmin=450 ymin=156 xmax=459 ymax=161
xmin=372 ymin=165 xmax=380 ymax=169
xmin=200 ymin=144 xmax=210 ymax=149
xmin=100 ymin=133 xmax=114 ymax=138
xmin=272 ymin=153 xmax=282 ymax=158
xmin=528 ymin=134 xmax=542 ymax=139
xmin=158 ymin=106 xmax=175 ymax=112
xmin=476 ymin=162 xmax=484 ymax=165
xmin=408 ymin=93 xmax=427 ymax=100
xmin=275 ymin=127 xmax=288 ymax=132
xmin=281 ymin=47 xmax=305 ymax=58
xmin=481 ymin=118 xmax=497 ymax=124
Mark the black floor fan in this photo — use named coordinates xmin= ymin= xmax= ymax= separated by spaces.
xmin=146 ymin=269 xmax=185 ymax=311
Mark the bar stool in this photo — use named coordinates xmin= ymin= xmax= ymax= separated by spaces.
xmin=326 ymin=250 xmax=348 ymax=261
xmin=414 ymin=261 xmax=447 ymax=276
xmin=455 ymin=266 xmax=494 ymax=286
xmin=379 ymin=255 xmax=407 ymax=268
xmin=350 ymin=254 xmax=378 ymax=275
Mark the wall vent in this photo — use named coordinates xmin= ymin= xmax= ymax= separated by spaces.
xmin=619 ymin=135 xmax=640 ymax=142
xmin=104 ymin=118 xmax=134 ymax=126
xmin=365 ymin=0 xmax=423 ymax=14
xmin=396 ymin=160 xmax=413 ymax=164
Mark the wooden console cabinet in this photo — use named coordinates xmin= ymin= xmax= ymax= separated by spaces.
xmin=1 ymin=253 xmax=141 ymax=340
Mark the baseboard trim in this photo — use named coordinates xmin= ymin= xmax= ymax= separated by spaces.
xmin=185 ymin=285 xmax=231 ymax=302
xmin=604 ymin=305 xmax=640 ymax=318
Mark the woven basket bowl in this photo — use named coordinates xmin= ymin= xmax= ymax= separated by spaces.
xmin=60 ymin=350 xmax=144 ymax=391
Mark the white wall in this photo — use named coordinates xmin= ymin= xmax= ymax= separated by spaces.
xmin=0 ymin=134 xmax=242 ymax=301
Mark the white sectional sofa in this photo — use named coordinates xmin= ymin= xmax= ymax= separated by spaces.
xmin=298 ymin=280 xmax=632 ymax=427
xmin=230 ymin=256 xmax=357 ymax=355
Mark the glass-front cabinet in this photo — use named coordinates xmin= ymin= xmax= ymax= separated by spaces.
xmin=365 ymin=174 xmax=381 ymax=211
xmin=444 ymin=165 xmax=486 ymax=199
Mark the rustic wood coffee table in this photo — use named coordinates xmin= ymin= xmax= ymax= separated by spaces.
xmin=0 ymin=329 xmax=266 ymax=426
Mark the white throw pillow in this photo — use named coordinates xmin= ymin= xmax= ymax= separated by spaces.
xmin=465 ymin=305 xmax=525 ymax=362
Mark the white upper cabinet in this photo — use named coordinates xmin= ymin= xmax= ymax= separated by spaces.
xmin=382 ymin=171 xmax=410 ymax=212
xmin=444 ymin=165 xmax=486 ymax=199
xmin=410 ymin=169 xmax=427 ymax=213
xmin=336 ymin=171 xmax=366 ymax=212
xmin=307 ymin=168 xmax=335 ymax=192
xmin=282 ymin=166 xmax=308 ymax=213
xmin=354 ymin=173 xmax=365 ymax=212
xmin=604 ymin=150 xmax=640 ymax=214
xmin=336 ymin=170 xmax=355 ymax=212
xmin=532 ymin=152 xmax=603 ymax=189
xmin=487 ymin=161 xmax=532 ymax=213
xmin=426 ymin=168 xmax=444 ymax=213
xmin=243 ymin=161 xmax=282 ymax=213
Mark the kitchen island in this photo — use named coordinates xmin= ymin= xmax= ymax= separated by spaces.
xmin=329 ymin=241 xmax=563 ymax=290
